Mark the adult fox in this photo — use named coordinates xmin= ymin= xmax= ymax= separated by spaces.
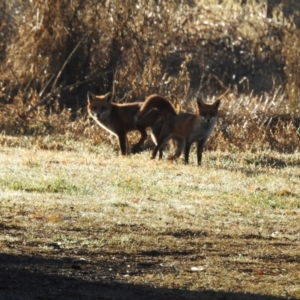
xmin=135 ymin=94 xmax=183 ymax=156
xmin=138 ymin=97 xmax=221 ymax=165
xmin=87 ymin=92 xmax=176 ymax=155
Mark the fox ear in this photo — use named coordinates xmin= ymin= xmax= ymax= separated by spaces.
xmin=213 ymin=99 xmax=221 ymax=108
xmin=197 ymin=98 xmax=205 ymax=108
xmin=87 ymin=91 xmax=95 ymax=104
xmin=104 ymin=92 xmax=112 ymax=102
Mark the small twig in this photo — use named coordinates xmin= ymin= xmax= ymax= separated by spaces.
xmin=23 ymin=72 xmax=101 ymax=116
xmin=39 ymin=74 xmax=55 ymax=98
xmin=23 ymin=31 xmax=91 ymax=116
xmin=51 ymin=31 xmax=91 ymax=93
xmin=216 ymin=87 xmax=230 ymax=100
xmin=8 ymin=66 xmax=21 ymax=86
xmin=21 ymin=93 xmax=52 ymax=117
xmin=111 ymin=69 xmax=118 ymax=101
xmin=211 ymin=75 xmax=230 ymax=91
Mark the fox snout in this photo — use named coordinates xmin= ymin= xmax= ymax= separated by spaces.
xmin=96 ymin=112 xmax=107 ymax=120
xmin=202 ymin=116 xmax=213 ymax=123
xmin=92 ymin=110 xmax=107 ymax=120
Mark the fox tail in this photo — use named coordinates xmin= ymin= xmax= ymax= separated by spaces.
xmin=137 ymin=94 xmax=177 ymax=121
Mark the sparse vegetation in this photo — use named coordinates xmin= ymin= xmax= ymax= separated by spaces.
xmin=0 ymin=145 xmax=300 ymax=299
xmin=1 ymin=0 xmax=300 ymax=153
xmin=0 ymin=0 xmax=300 ymax=299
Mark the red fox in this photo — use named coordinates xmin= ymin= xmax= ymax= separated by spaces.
xmin=134 ymin=94 xmax=178 ymax=144
xmin=151 ymin=98 xmax=221 ymax=165
xmin=87 ymin=92 xmax=176 ymax=155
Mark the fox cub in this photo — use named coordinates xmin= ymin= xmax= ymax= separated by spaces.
xmin=87 ymin=92 xmax=176 ymax=155
xmin=150 ymin=98 xmax=221 ymax=165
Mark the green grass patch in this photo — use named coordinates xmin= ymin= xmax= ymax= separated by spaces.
xmin=0 ymin=176 xmax=83 ymax=194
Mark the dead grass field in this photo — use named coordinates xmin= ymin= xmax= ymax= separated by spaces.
xmin=0 ymin=136 xmax=300 ymax=299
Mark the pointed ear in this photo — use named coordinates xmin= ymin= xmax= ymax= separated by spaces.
xmin=87 ymin=91 xmax=95 ymax=104
xmin=213 ymin=99 xmax=221 ymax=109
xmin=104 ymin=92 xmax=112 ymax=102
xmin=197 ymin=99 xmax=205 ymax=109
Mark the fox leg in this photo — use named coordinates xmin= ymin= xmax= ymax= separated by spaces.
xmin=167 ymin=138 xmax=184 ymax=161
xmin=184 ymin=141 xmax=192 ymax=164
xmin=118 ymin=134 xmax=128 ymax=155
xmin=151 ymin=138 xmax=166 ymax=160
xmin=151 ymin=136 xmax=162 ymax=160
xmin=131 ymin=128 xmax=147 ymax=154
xmin=151 ymin=144 xmax=160 ymax=160
xmin=150 ymin=126 xmax=164 ymax=159
xmin=152 ymin=145 xmax=164 ymax=160
xmin=151 ymin=134 xmax=172 ymax=160
xmin=196 ymin=139 xmax=206 ymax=165
xmin=158 ymin=147 xmax=163 ymax=160
xmin=173 ymin=138 xmax=185 ymax=159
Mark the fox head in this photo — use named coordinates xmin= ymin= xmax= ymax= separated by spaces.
xmin=87 ymin=92 xmax=112 ymax=120
xmin=197 ymin=99 xmax=220 ymax=124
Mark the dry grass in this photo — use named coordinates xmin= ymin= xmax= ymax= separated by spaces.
xmin=1 ymin=89 xmax=300 ymax=154
xmin=0 ymin=140 xmax=300 ymax=299
xmin=1 ymin=0 xmax=300 ymax=155
xmin=1 ymin=1 xmax=300 ymax=298
xmin=1 ymin=0 xmax=300 ymax=108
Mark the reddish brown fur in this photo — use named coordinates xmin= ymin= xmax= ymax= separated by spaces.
xmin=87 ymin=92 xmax=172 ymax=155
xmin=152 ymin=99 xmax=221 ymax=165
xmin=137 ymin=94 xmax=177 ymax=119
xmin=135 ymin=94 xmax=180 ymax=153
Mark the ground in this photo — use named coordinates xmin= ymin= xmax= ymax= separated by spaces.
xmin=0 ymin=142 xmax=299 ymax=299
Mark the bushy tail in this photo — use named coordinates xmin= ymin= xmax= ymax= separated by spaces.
xmin=138 ymin=94 xmax=177 ymax=119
